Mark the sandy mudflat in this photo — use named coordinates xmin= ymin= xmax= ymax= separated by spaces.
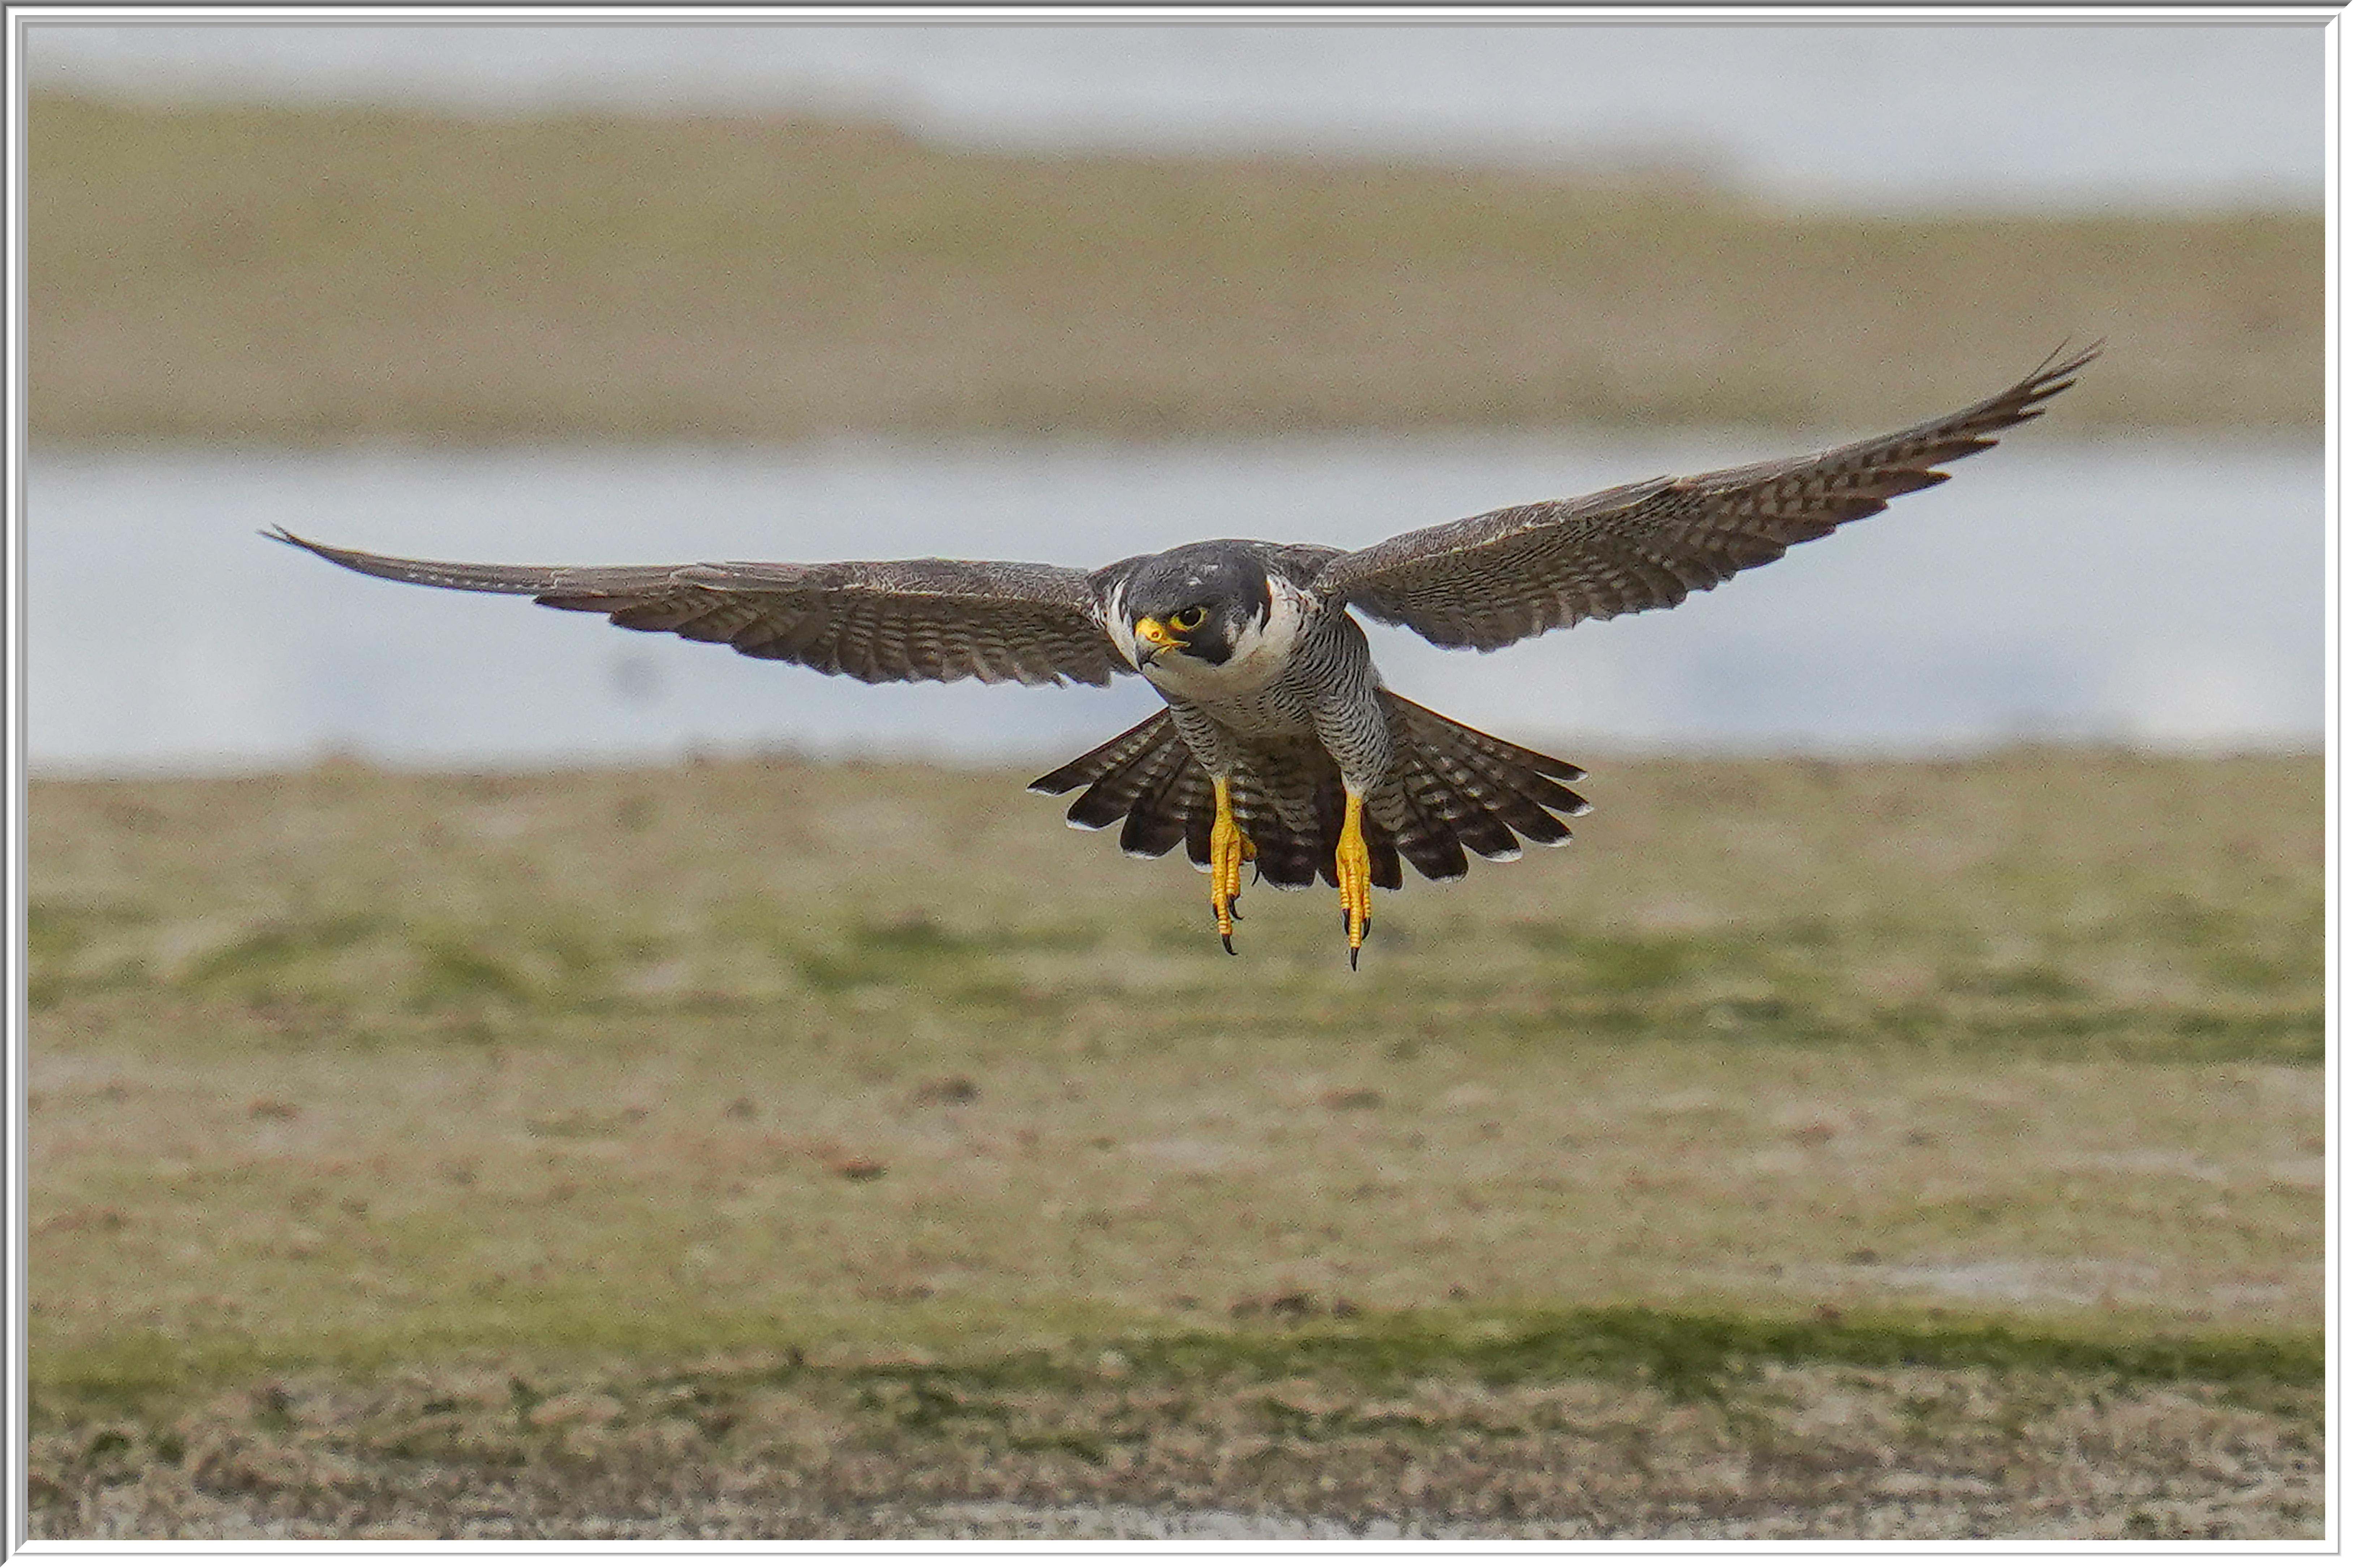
xmin=27 ymin=748 xmax=2320 ymax=1538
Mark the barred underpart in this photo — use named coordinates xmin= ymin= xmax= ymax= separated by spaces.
xmin=1029 ymin=695 xmax=1587 ymax=891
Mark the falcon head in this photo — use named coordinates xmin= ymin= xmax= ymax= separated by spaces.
xmin=1121 ymin=544 xmax=1274 ymax=671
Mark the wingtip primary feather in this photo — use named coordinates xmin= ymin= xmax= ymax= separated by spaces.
xmin=2040 ymin=336 xmax=2104 ymax=374
xmin=2022 ymin=339 xmax=2102 ymax=399
xmin=266 ymin=527 xmax=385 ymax=574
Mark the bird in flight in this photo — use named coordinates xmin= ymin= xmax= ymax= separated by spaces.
xmin=275 ymin=344 xmax=2095 ymax=968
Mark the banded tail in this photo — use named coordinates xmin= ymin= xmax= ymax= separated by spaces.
xmin=1028 ymin=695 xmax=1589 ymax=891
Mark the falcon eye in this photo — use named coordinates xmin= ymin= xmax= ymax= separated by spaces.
xmin=1170 ymin=606 xmax=1208 ymax=631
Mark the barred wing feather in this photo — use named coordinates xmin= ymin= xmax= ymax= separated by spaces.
xmin=268 ymin=530 xmax=1129 ymax=686
xmin=1312 ymin=344 xmax=2097 ymax=652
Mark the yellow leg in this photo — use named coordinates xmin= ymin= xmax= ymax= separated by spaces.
xmin=1336 ymin=790 xmax=1373 ymax=969
xmin=1208 ymin=777 xmax=1255 ymax=955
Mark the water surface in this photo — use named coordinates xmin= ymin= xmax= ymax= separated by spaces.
xmin=29 ymin=436 xmax=2321 ymax=774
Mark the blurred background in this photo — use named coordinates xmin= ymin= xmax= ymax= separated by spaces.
xmin=27 ymin=20 xmax=2324 ymax=770
xmin=24 ymin=21 xmax=2329 ymax=1537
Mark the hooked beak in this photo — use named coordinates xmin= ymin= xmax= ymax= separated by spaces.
xmin=1134 ymin=616 xmax=1184 ymax=663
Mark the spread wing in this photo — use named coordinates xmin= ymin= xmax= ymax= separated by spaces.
xmin=269 ymin=529 xmax=1131 ymax=686
xmin=1312 ymin=343 xmax=2098 ymax=652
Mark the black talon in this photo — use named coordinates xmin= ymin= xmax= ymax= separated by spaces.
xmin=1348 ymin=945 xmax=1360 ymax=972
xmin=1222 ymin=933 xmax=1235 ymax=956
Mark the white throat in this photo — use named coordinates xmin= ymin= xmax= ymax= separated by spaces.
xmin=1135 ymin=580 xmax=1311 ymax=702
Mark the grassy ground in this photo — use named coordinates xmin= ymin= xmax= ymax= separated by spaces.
xmin=30 ymin=92 xmax=2318 ymax=445
xmin=27 ymin=747 xmax=2322 ymax=1537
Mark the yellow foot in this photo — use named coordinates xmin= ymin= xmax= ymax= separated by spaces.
xmin=1336 ymin=790 xmax=1372 ymax=969
xmin=1208 ymin=777 xmax=1256 ymax=956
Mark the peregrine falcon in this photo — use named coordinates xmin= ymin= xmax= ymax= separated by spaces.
xmin=273 ymin=344 xmax=2095 ymax=967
